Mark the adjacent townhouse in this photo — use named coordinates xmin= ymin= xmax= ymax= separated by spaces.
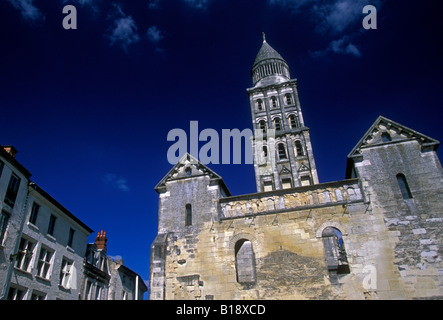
xmin=0 ymin=145 xmax=93 ymax=299
xmin=0 ymin=144 xmax=147 ymax=300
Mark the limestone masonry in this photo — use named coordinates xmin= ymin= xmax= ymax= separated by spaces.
xmin=149 ymin=35 xmax=443 ymax=300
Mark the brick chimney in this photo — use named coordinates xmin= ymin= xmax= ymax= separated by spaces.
xmin=2 ymin=145 xmax=18 ymax=158
xmin=95 ymin=230 xmax=107 ymax=252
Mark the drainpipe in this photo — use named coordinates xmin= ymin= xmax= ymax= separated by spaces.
xmin=135 ymin=275 xmax=139 ymax=300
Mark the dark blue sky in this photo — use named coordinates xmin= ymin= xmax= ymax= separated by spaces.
xmin=1 ymin=0 xmax=442 ymax=294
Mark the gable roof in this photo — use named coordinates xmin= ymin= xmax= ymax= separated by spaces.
xmin=154 ymin=153 xmax=231 ymax=196
xmin=347 ymin=115 xmax=440 ymax=159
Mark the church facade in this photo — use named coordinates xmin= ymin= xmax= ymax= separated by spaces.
xmin=148 ymin=36 xmax=443 ymax=300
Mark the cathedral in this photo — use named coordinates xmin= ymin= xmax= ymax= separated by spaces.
xmin=148 ymin=35 xmax=443 ymax=300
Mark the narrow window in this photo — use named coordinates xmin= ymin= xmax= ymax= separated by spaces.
xmin=295 ymin=141 xmax=304 ymax=156
xmin=15 ymin=238 xmax=35 ymax=272
xmin=185 ymin=204 xmax=192 ymax=226
xmin=262 ymin=146 xmax=268 ymax=158
xmin=4 ymin=173 xmax=20 ymax=207
xmin=60 ymin=259 xmax=73 ymax=289
xmin=289 ymin=115 xmax=297 ymax=128
xmin=0 ymin=211 xmax=10 ymax=245
xmin=257 ymin=99 xmax=263 ymax=111
xmin=285 ymin=94 xmax=292 ymax=105
xmin=68 ymin=228 xmax=75 ymax=247
xmin=7 ymin=287 xmax=25 ymax=300
xmin=278 ymin=143 xmax=287 ymax=160
xmin=95 ymin=285 xmax=102 ymax=300
xmin=381 ymin=132 xmax=392 ymax=142
xmin=258 ymin=120 xmax=267 ymax=133
xmin=30 ymin=291 xmax=46 ymax=300
xmin=37 ymin=247 xmax=53 ymax=279
xmin=271 ymin=96 xmax=277 ymax=108
xmin=235 ymin=239 xmax=256 ymax=284
xmin=274 ymin=117 xmax=282 ymax=131
xmin=396 ymin=174 xmax=413 ymax=199
xmin=322 ymin=227 xmax=350 ymax=274
xmin=48 ymin=215 xmax=57 ymax=236
xmin=29 ymin=202 xmax=40 ymax=225
xmin=85 ymin=281 xmax=92 ymax=300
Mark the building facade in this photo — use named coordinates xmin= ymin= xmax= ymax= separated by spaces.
xmin=81 ymin=230 xmax=147 ymax=300
xmin=149 ymin=36 xmax=443 ymax=300
xmin=0 ymin=146 xmax=93 ymax=300
xmin=0 ymin=146 xmax=147 ymax=300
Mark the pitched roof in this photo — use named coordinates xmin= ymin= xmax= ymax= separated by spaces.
xmin=348 ymin=115 xmax=440 ymax=159
xmin=29 ymin=182 xmax=94 ymax=234
xmin=154 ymin=153 xmax=231 ymax=196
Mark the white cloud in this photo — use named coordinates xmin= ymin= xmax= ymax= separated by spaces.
xmin=271 ymin=0 xmax=381 ymax=57
xmin=270 ymin=0 xmax=380 ymax=35
xmin=7 ymin=0 xmax=44 ymax=22
xmin=183 ymin=0 xmax=212 ymax=10
xmin=108 ymin=255 xmax=124 ymax=262
xmin=107 ymin=4 xmax=140 ymax=52
xmin=146 ymin=25 xmax=164 ymax=43
xmin=103 ymin=173 xmax=130 ymax=192
xmin=311 ymin=36 xmax=361 ymax=57
xmin=148 ymin=0 xmax=160 ymax=10
xmin=329 ymin=37 xmax=361 ymax=56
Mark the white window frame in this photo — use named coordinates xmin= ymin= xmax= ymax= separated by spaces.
xmin=15 ymin=237 xmax=35 ymax=272
xmin=60 ymin=258 xmax=73 ymax=289
xmin=36 ymin=246 xmax=54 ymax=279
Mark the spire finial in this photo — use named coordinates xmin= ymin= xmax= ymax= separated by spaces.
xmin=262 ymin=32 xmax=266 ymax=42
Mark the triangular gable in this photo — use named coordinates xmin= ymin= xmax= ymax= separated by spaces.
xmin=279 ymin=166 xmax=292 ymax=175
xmin=154 ymin=153 xmax=231 ymax=195
xmin=297 ymin=163 xmax=310 ymax=172
xmin=348 ymin=116 xmax=440 ymax=159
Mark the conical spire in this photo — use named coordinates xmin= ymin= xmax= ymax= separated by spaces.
xmin=252 ymin=35 xmax=285 ymax=68
xmin=251 ymin=33 xmax=290 ymax=86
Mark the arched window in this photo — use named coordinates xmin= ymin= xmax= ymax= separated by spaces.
xmin=270 ymin=96 xmax=278 ymax=108
xmin=235 ymin=239 xmax=256 ymax=284
xmin=285 ymin=94 xmax=292 ymax=105
xmin=289 ymin=115 xmax=297 ymax=128
xmin=258 ymin=120 xmax=267 ymax=133
xmin=257 ymin=99 xmax=263 ymax=111
xmin=274 ymin=117 xmax=282 ymax=131
xmin=185 ymin=204 xmax=192 ymax=226
xmin=396 ymin=174 xmax=413 ymax=199
xmin=278 ymin=143 xmax=287 ymax=160
xmin=322 ymin=227 xmax=350 ymax=274
xmin=381 ymin=132 xmax=392 ymax=142
xmin=185 ymin=167 xmax=192 ymax=176
xmin=295 ymin=141 xmax=304 ymax=156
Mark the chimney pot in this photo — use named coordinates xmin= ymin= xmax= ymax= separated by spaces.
xmin=2 ymin=145 xmax=18 ymax=158
xmin=95 ymin=229 xmax=108 ymax=252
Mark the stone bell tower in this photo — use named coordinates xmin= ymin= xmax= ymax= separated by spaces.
xmin=247 ymin=33 xmax=319 ymax=192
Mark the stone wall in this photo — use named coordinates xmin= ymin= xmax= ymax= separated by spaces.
xmin=150 ymin=134 xmax=443 ymax=300
xmin=353 ymin=139 xmax=443 ymax=299
xmin=150 ymin=174 xmax=407 ymax=299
